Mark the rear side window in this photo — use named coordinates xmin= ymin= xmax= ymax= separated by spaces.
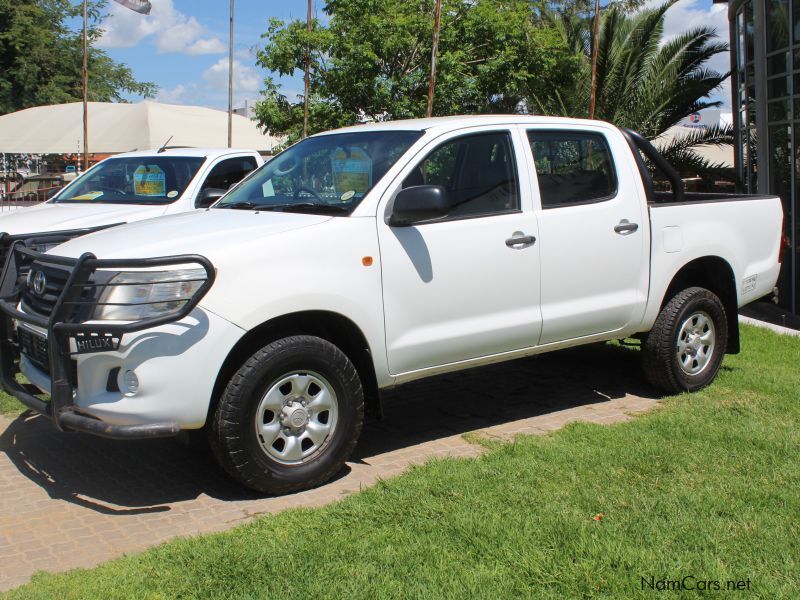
xmin=527 ymin=131 xmax=617 ymax=209
xmin=403 ymin=131 xmax=519 ymax=218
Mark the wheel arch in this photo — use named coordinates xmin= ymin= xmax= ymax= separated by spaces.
xmin=659 ymin=256 xmax=739 ymax=354
xmin=208 ymin=310 xmax=381 ymax=424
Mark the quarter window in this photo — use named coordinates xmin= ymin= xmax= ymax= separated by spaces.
xmin=527 ymin=131 xmax=617 ymax=209
xmin=403 ymin=131 xmax=520 ymax=218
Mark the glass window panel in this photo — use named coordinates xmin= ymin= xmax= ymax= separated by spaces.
xmin=795 ymin=0 xmax=800 ymax=43
xmin=746 ymin=3 xmax=755 ymax=62
xmin=768 ymin=76 xmax=790 ymax=98
xmin=768 ymin=51 xmax=790 ymax=75
xmin=769 ymin=99 xmax=791 ymax=121
xmin=767 ymin=0 xmax=790 ymax=52
xmin=738 ymin=10 xmax=746 ymax=69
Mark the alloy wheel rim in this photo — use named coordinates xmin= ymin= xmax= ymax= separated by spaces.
xmin=676 ymin=311 xmax=716 ymax=376
xmin=254 ymin=370 xmax=339 ymax=465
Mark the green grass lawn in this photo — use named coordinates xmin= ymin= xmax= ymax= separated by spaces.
xmin=4 ymin=324 xmax=800 ymax=598
xmin=0 ymin=389 xmax=23 ymax=417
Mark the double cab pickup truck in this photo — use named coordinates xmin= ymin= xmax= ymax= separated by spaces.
xmin=0 ymin=147 xmax=263 ymax=260
xmin=0 ymin=116 xmax=783 ymax=494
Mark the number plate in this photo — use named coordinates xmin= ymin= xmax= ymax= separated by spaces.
xmin=70 ymin=333 xmax=121 ymax=354
xmin=18 ymin=326 xmax=49 ymax=369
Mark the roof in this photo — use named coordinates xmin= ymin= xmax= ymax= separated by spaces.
xmin=0 ymin=101 xmax=282 ymax=154
xmin=320 ymin=114 xmax=616 ymax=136
xmin=115 ymin=147 xmax=260 ymax=159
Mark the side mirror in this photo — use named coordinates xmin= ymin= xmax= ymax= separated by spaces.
xmin=388 ymin=185 xmax=449 ymax=227
xmin=196 ymin=188 xmax=227 ymax=208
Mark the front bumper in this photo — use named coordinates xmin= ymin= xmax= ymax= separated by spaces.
xmin=0 ymin=242 xmax=217 ymax=439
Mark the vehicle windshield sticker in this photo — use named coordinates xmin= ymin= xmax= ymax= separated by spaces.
xmin=340 ymin=190 xmax=355 ymax=201
xmin=69 ymin=191 xmax=104 ymax=201
xmin=167 ymin=190 xmax=178 ymax=198
xmin=133 ymin=165 xmax=167 ymax=197
xmin=331 ymin=147 xmax=372 ymax=194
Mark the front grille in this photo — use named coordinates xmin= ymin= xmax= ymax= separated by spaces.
xmin=21 ymin=263 xmax=70 ymax=318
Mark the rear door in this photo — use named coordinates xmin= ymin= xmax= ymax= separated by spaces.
xmin=378 ymin=126 xmax=542 ymax=375
xmin=524 ymin=127 xmax=649 ymax=344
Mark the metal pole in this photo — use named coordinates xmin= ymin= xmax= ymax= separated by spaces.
xmin=228 ymin=0 xmax=234 ymax=148
xmin=589 ymin=0 xmax=601 ymax=119
xmin=427 ymin=0 xmax=442 ymax=118
xmin=82 ymin=0 xmax=89 ymax=170
xmin=303 ymin=0 xmax=311 ymax=138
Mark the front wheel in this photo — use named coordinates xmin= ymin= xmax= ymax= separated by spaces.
xmin=209 ymin=335 xmax=364 ymax=494
xmin=642 ymin=286 xmax=728 ymax=394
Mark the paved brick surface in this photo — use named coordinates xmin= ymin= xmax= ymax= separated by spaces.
xmin=0 ymin=343 xmax=659 ymax=591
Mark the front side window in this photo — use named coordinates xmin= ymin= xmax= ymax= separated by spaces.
xmin=200 ymin=156 xmax=259 ymax=194
xmin=402 ymin=131 xmax=519 ymax=218
xmin=528 ymin=131 xmax=617 ymax=209
xmin=216 ymin=130 xmax=423 ymax=214
xmin=55 ymin=156 xmax=205 ymax=205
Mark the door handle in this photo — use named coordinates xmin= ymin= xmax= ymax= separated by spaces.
xmin=614 ymin=219 xmax=639 ymax=235
xmin=505 ymin=232 xmax=536 ymax=248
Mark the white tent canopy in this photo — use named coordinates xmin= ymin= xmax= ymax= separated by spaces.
xmin=0 ymin=101 xmax=280 ymax=154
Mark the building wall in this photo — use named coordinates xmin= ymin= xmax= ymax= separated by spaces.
xmin=731 ymin=0 xmax=798 ymax=312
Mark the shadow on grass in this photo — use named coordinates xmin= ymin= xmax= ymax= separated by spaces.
xmin=0 ymin=342 xmax=658 ymax=513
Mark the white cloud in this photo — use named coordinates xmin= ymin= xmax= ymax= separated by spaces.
xmin=155 ymin=83 xmax=191 ymax=104
xmin=99 ymin=0 xmax=225 ymax=55
xmin=654 ymin=0 xmax=732 ymax=108
xmin=203 ymin=58 xmax=261 ymax=94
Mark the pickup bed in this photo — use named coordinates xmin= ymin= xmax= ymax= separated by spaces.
xmin=0 ymin=116 xmax=782 ymax=494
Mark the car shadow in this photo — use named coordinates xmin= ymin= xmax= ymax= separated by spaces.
xmin=0 ymin=342 xmax=658 ymax=512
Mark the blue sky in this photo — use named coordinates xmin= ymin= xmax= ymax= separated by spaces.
xmin=95 ymin=0 xmax=731 ymax=113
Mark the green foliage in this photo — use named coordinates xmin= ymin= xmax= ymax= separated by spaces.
xmin=539 ymin=1 xmax=728 ymax=138
xmin=0 ymin=0 xmax=156 ymax=115
xmin=5 ymin=325 xmax=800 ymax=598
xmin=256 ymin=1 xmax=581 ymax=141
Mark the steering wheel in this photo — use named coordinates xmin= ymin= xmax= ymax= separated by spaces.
xmin=273 ymin=157 xmax=299 ymax=177
xmin=293 ymin=187 xmax=326 ymax=203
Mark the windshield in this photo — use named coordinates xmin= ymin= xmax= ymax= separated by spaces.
xmin=215 ymin=130 xmax=423 ymax=214
xmin=54 ymin=156 xmax=206 ymax=205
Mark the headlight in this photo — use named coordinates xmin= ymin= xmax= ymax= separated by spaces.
xmin=93 ymin=268 xmax=207 ymax=321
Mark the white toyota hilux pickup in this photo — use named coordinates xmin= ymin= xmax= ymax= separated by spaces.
xmin=0 ymin=116 xmax=782 ymax=494
xmin=0 ymin=147 xmax=263 ymax=261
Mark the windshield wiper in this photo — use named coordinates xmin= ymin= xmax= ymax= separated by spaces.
xmin=222 ymin=201 xmax=260 ymax=210
xmin=260 ymin=203 xmax=349 ymax=214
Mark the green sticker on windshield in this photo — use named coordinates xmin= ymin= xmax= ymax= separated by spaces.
xmin=133 ymin=165 xmax=166 ymax=197
xmin=331 ymin=148 xmax=372 ymax=194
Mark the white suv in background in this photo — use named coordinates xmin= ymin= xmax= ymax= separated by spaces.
xmin=0 ymin=147 xmax=264 ymax=254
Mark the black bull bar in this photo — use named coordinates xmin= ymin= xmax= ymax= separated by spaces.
xmin=0 ymin=236 xmax=215 ymax=439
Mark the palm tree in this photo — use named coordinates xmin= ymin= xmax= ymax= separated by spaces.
xmin=532 ymin=1 xmax=733 ymax=177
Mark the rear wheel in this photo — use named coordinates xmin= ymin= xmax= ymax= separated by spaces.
xmin=642 ymin=287 xmax=728 ymax=394
xmin=210 ymin=335 xmax=364 ymax=494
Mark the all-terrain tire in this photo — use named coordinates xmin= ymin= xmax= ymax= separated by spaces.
xmin=642 ymin=286 xmax=728 ymax=394
xmin=209 ymin=335 xmax=364 ymax=494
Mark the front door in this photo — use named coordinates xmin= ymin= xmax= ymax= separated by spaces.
xmin=379 ymin=127 xmax=542 ymax=375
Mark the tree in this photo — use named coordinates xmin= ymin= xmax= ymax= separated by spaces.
xmin=535 ymin=1 xmax=733 ymax=180
xmin=538 ymin=1 xmax=727 ymax=135
xmin=255 ymin=0 xmax=581 ymax=142
xmin=0 ymin=0 xmax=156 ymax=115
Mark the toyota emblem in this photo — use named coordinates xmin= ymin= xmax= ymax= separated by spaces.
xmin=31 ymin=270 xmax=47 ymax=296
